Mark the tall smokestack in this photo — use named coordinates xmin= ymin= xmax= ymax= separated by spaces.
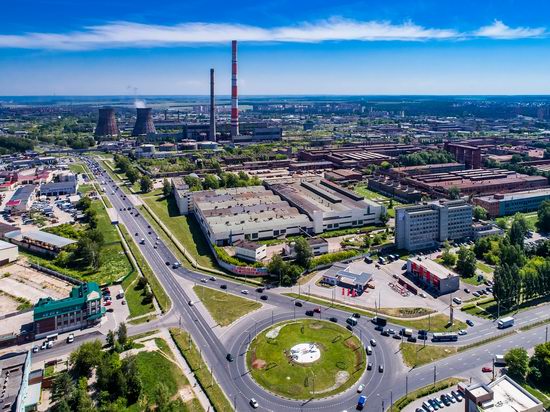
xmin=95 ymin=107 xmax=118 ymax=139
xmin=209 ymin=68 xmax=216 ymax=142
xmin=132 ymin=108 xmax=156 ymax=137
xmin=230 ymin=40 xmax=239 ymax=140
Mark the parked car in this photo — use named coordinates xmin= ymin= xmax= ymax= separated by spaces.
xmin=241 ymin=290 xmax=249 ymax=295
xmin=466 ymin=319 xmax=475 ymax=327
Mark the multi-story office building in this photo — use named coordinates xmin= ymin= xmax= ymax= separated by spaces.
xmin=473 ymin=188 xmax=550 ymax=218
xmin=395 ymin=200 xmax=473 ymax=251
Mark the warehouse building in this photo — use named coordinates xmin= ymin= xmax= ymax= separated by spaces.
xmin=33 ymin=282 xmax=105 ymax=339
xmin=5 ymin=185 xmax=36 ymax=214
xmin=0 ymin=350 xmax=40 ymax=412
xmin=268 ymin=178 xmax=385 ymax=234
xmin=406 ymin=258 xmax=459 ymax=295
xmin=4 ymin=229 xmax=76 ymax=256
xmin=473 ymin=188 xmax=550 ymax=218
xmin=39 ymin=173 xmax=78 ymax=196
xmin=395 ymin=200 xmax=473 ymax=251
xmin=0 ymin=240 xmax=18 ymax=266
xmin=321 ymin=262 xmax=372 ymax=293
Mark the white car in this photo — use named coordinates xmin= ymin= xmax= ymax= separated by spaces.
xmin=188 ymin=300 xmax=194 ymax=306
xmin=250 ymin=398 xmax=259 ymax=408
xmin=200 ymin=278 xmax=207 ymax=283
xmin=209 ymin=276 xmax=216 ymax=281
xmin=370 ymin=339 xmax=377 ymax=347
xmin=67 ymin=333 xmax=74 ymax=343
xmin=458 ymin=329 xmax=468 ymax=336
xmin=241 ymin=290 xmax=249 ymax=295
xmin=357 ymin=384 xmax=365 ymax=393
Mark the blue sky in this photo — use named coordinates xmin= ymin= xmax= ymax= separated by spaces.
xmin=1 ymin=0 xmax=550 ymax=95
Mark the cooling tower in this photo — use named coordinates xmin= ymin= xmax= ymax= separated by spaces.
xmin=94 ymin=107 xmax=119 ymax=138
xmin=132 ymin=108 xmax=157 ymax=137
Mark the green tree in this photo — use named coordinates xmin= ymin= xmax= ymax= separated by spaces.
xmin=441 ymin=247 xmax=457 ymax=267
xmin=51 ymin=372 xmax=74 ymax=402
xmin=509 ymin=214 xmax=529 ymax=248
xmin=139 ymin=175 xmax=153 ymax=193
xmin=537 ymin=199 xmax=550 ymax=233
xmin=528 ymin=341 xmax=550 ymax=385
xmin=473 ymin=205 xmax=488 ymax=220
xmin=123 ymin=358 xmax=142 ymax=404
xmin=456 ymin=246 xmax=476 ymax=277
xmin=448 ymin=186 xmax=460 ymax=200
xmin=268 ymin=255 xmax=286 ymax=284
xmin=69 ymin=377 xmax=94 ymax=412
xmin=117 ymin=322 xmax=128 ymax=347
xmin=504 ymin=347 xmax=530 ymax=382
xmin=162 ymin=178 xmax=173 ymax=197
xmin=203 ymin=174 xmax=220 ymax=190
xmin=379 ymin=211 xmax=389 ymax=225
xmin=106 ymin=330 xmax=115 ymax=348
xmin=294 ymin=237 xmax=313 ymax=269
xmin=125 ymin=167 xmax=140 ymax=185
xmin=70 ymin=340 xmax=102 ymax=377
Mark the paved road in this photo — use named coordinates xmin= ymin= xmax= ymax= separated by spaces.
xmin=77 ymin=156 xmax=550 ymax=412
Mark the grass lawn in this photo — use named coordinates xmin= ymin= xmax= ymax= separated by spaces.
xmin=400 ymin=343 xmax=458 ymax=367
xmin=247 ymin=320 xmax=365 ymax=399
xmin=284 ymin=293 xmax=467 ymax=332
xmin=193 ymin=285 xmax=261 ymax=326
xmin=477 ymin=261 xmax=494 ymax=275
xmin=68 ymin=163 xmax=87 ymax=174
xmin=78 ymin=184 xmax=94 ymax=195
xmin=392 ymin=377 xmax=463 ymax=412
xmin=141 ymin=191 xmax=218 ymax=270
xmin=462 ymin=294 xmax=550 ymax=320
xmin=170 ymin=328 xmax=233 ymax=412
xmin=521 ymin=382 xmax=550 ymax=409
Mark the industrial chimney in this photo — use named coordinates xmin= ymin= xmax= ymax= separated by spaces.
xmin=230 ymin=40 xmax=239 ymax=140
xmin=132 ymin=108 xmax=157 ymax=137
xmin=209 ymin=68 xmax=216 ymax=142
xmin=94 ymin=107 xmax=119 ymax=138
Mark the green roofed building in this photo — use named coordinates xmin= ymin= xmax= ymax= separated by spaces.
xmin=33 ymin=282 xmax=104 ymax=339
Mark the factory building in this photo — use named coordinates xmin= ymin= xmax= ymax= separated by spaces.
xmin=367 ymin=175 xmax=422 ymax=203
xmin=444 ymin=142 xmax=482 ymax=169
xmin=33 ymin=282 xmax=105 ymax=339
xmin=39 ymin=172 xmax=78 ymax=196
xmin=473 ymin=188 xmax=550 ymax=218
xmin=395 ymin=200 xmax=473 ymax=251
xmin=0 ymin=350 xmax=40 ymax=412
xmin=5 ymin=185 xmax=36 ymax=214
xmin=406 ymin=258 xmax=460 ymax=295
xmin=268 ymin=178 xmax=385 ymax=234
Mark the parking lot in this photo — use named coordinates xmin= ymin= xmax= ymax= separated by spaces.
xmin=402 ymin=385 xmax=465 ymax=412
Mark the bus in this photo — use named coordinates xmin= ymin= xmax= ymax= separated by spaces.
xmin=432 ymin=332 xmax=458 ymax=342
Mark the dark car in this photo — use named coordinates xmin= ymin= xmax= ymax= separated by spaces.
xmin=295 ymin=301 xmax=303 ymax=307
xmin=374 ymin=325 xmax=384 ymax=332
xmin=407 ymin=336 xmax=418 ymax=343
xmin=466 ymin=319 xmax=474 ymax=327
xmin=220 ymin=284 xmax=227 ymax=290
xmin=346 ymin=325 xmax=353 ymax=331
xmin=378 ymin=364 xmax=384 ymax=373
xmin=256 ymin=287 xmax=265 ymax=293
xmin=165 ymin=261 xmax=170 ymax=266
xmin=226 ymin=353 xmax=234 ymax=362
xmin=305 ymin=310 xmax=314 ymax=316
xmin=367 ymin=362 xmax=373 ymax=370
xmin=352 ymin=312 xmax=361 ymax=319
xmin=381 ymin=330 xmax=390 ymax=337
xmin=260 ymin=295 xmax=268 ymax=301
xmin=329 ymin=317 xmax=338 ymax=323
xmin=392 ymin=334 xmax=402 ymax=340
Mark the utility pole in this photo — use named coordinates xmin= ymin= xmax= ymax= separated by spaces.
xmin=433 ymin=365 xmax=437 ymax=385
xmin=406 ymin=374 xmax=409 ymax=395
xmin=390 ymin=391 xmax=393 ymax=412
xmin=546 ymin=325 xmax=548 ymax=343
xmin=272 ymin=310 xmax=274 ymax=325
xmin=429 ymin=313 xmax=432 ymax=332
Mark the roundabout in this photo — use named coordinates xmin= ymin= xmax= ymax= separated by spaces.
xmin=246 ymin=319 xmax=367 ymax=400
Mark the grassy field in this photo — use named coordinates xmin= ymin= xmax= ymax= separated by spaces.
xmin=400 ymin=342 xmax=458 ymax=367
xmin=170 ymin=328 xmax=233 ymax=412
xmin=462 ymin=294 xmax=550 ymax=320
xmin=141 ymin=191 xmax=218 ymax=270
xmin=247 ymin=320 xmax=365 ymax=399
xmin=193 ymin=285 xmax=261 ymax=326
xmin=119 ymin=224 xmax=171 ymax=313
xmin=24 ymin=198 xmax=133 ymax=285
xmin=130 ymin=345 xmax=202 ymax=412
xmin=284 ymin=293 xmax=467 ymax=332
xmin=353 ymin=184 xmax=407 ymax=218
xmin=391 ymin=377 xmax=463 ymax=412
xmin=68 ymin=163 xmax=87 ymax=174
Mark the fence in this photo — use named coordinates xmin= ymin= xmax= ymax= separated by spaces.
xmin=29 ymin=263 xmax=83 ymax=285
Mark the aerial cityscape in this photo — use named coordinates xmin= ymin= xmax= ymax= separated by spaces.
xmin=1 ymin=1 xmax=550 ymax=412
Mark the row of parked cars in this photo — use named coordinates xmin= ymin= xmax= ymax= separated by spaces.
xmin=417 ymin=390 xmax=464 ymax=412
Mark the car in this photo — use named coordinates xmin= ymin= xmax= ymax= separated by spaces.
xmin=466 ymin=319 xmax=474 ymax=327
xmin=392 ymin=334 xmax=402 ymax=340
xmin=148 ymin=231 xmax=152 ymax=235
xmin=370 ymin=339 xmax=377 ymax=347
xmin=428 ymin=399 xmax=439 ymax=410
xmin=416 ymin=408 xmax=425 ymax=412
xmin=295 ymin=301 xmax=303 ymax=307
xmin=241 ymin=290 xmax=249 ymax=295
xmin=482 ymin=366 xmax=493 ymax=373
xmin=329 ymin=317 xmax=338 ymax=323
xmin=135 ymin=232 xmax=138 ymax=236
xmin=226 ymin=353 xmax=234 ymax=362
xmin=434 ymin=398 xmax=444 ymax=408
xmin=367 ymin=362 xmax=373 ymax=370
xmin=166 ymin=261 xmax=171 ymax=266
xmin=374 ymin=325 xmax=384 ymax=332
xmin=458 ymin=329 xmax=467 ymax=335
xmin=249 ymin=398 xmax=259 ymax=408
xmin=378 ymin=364 xmax=384 ymax=373
xmin=473 ymin=291 xmax=480 ymax=297
xmin=188 ymin=300 xmax=194 ymax=306
xmin=32 ymin=346 xmax=39 ymax=353
xmin=104 ymin=300 xmax=112 ymax=306
xmin=407 ymin=336 xmax=417 ymax=343
xmin=256 ymin=287 xmax=265 ymax=293
xmin=121 ymin=300 xmax=126 ymax=305
xmin=346 ymin=325 xmax=353 ymax=331
xmin=200 ymin=278 xmax=207 ymax=283
xmin=260 ymin=295 xmax=268 ymax=301
xmin=357 ymin=395 xmax=367 ymax=410
xmin=387 ymin=328 xmax=395 ymax=335
xmin=357 ymin=384 xmax=365 ymax=393
xmin=107 ymin=308 xmax=114 ymax=313
xmin=352 ymin=312 xmax=361 ymax=319
xmin=446 ymin=393 xmax=456 ymax=404
xmin=67 ymin=334 xmax=74 ymax=343
xmin=440 ymin=395 xmax=450 ymax=406
xmin=313 ymin=307 xmax=321 ymax=313
xmin=422 ymin=401 xmax=435 ymax=412
xmin=220 ymin=284 xmax=227 ymax=289
xmin=156 ymin=236 xmax=160 ymax=241
xmin=153 ymin=244 xmax=157 ymax=249
xmin=419 ymin=292 xmax=427 ymax=298
xmin=381 ymin=330 xmax=390 ymax=337
xmin=464 ymin=287 xmax=470 ymax=293
xmin=305 ymin=310 xmax=314 ymax=316
xmin=451 ymin=391 xmax=463 ymax=402
xmin=209 ymin=276 xmax=216 ymax=281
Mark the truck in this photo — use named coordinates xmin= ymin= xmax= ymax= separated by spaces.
xmin=497 ymin=316 xmax=515 ymax=329
xmin=400 ymin=328 xmax=413 ymax=337
xmin=371 ymin=316 xmax=387 ymax=327
xmin=494 ymin=354 xmax=506 ymax=365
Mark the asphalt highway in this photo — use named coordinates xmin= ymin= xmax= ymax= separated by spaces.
xmin=82 ymin=156 xmax=550 ymax=412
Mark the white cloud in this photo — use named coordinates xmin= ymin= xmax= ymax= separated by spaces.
xmin=0 ymin=18 xmax=545 ymax=50
xmin=474 ymin=20 xmax=546 ymax=39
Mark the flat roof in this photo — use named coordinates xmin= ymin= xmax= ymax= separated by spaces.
xmin=0 ymin=351 xmax=29 ymax=409
xmin=477 ymin=188 xmax=550 ymax=203
xmin=22 ymin=230 xmax=76 ymax=248
xmin=408 ymin=258 xmax=459 ymax=280
xmin=0 ymin=239 xmax=17 ymax=250
xmin=481 ymin=376 xmax=542 ymax=412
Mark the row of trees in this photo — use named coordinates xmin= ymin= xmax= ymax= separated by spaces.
xmin=505 ymin=342 xmax=550 ymax=387
xmin=182 ymin=171 xmax=261 ymax=192
xmin=398 ymin=150 xmax=456 ymax=166
xmin=114 ymin=154 xmax=153 ymax=193
xmin=440 ymin=242 xmax=477 ymax=277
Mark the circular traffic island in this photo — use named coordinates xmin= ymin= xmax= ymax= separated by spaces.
xmin=247 ymin=319 xmax=366 ymax=400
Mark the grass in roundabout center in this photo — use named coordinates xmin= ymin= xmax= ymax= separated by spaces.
xmin=247 ymin=319 xmax=365 ymax=400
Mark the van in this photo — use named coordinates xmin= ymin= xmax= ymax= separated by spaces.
xmin=453 ymin=297 xmax=462 ymax=305
xmin=366 ymin=345 xmax=372 ymax=355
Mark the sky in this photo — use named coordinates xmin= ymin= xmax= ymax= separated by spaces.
xmin=1 ymin=0 xmax=550 ymax=96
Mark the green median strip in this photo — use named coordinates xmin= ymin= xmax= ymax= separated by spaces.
xmin=284 ymin=293 xmax=467 ymax=332
xmin=170 ymin=328 xmax=234 ymax=412
xmin=119 ymin=224 xmax=171 ymax=313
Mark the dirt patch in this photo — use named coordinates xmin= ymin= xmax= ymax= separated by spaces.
xmin=252 ymin=358 xmax=267 ymax=370
xmin=178 ymin=385 xmax=195 ymax=402
xmin=266 ymin=325 xmax=283 ymax=339
xmin=344 ymin=338 xmax=359 ymax=350
xmin=316 ymin=370 xmax=350 ymax=394
xmin=309 ymin=322 xmax=324 ymax=330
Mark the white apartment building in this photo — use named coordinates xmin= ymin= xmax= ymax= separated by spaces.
xmin=395 ymin=199 xmax=473 ymax=251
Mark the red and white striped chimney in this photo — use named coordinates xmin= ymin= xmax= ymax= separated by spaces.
xmin=230 ymin=40 xmax=239 ymax=140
